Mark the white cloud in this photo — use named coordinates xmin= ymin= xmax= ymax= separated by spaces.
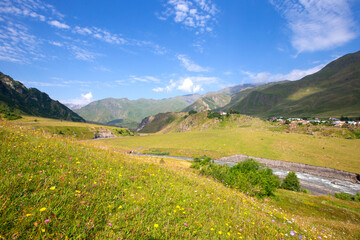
xmin=48 ymin=20 xmax=70 ymax=29
xmin=0 ymin=22 xmax=40 ymax=63
xmin=0 ymin=0 xmax=165 ymax=64
xmin=177 ymin=78 xmax=203 ymax=93
xmin=242 ymin=64 xmax=324 ymax=83
xmin=61 ymin=92 xmax=94 ymax=107
xmin=81 ymin=92 xmax=93 ymax=102
xmin=160 ymin=0 xmax=218 ymax=33
xmin=70 ymin=46 xmax=96 ymax=61
xmin=129 ymin=75 xmax=161 ymax=83
xmin=177 ymin=54 xmax=209 ymax=72
xmin=270 ymin=0 xmax=357 ymax=53
xmin=49 ymin=41 xmax=62 ymax=47
xmin=152 ymin=76 xmax=216 ymax=93
xmin=0 ymin=0 xmax=48 ymax=21
xmin=74 ymin=26 xmax=126 ymax=45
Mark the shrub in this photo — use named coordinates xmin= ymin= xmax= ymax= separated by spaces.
xmin=4 ymin=112 xmax=22 ymax=120
xmin=115 ymin=128 xmax=134 ymax=136
xmin=190 ymin=155 xmax=213 ymax=169
xmin=193 ymin=158 xmax=280 ymax=197
xmin=334 ymin=192 xmax=360 ymax=202
xmin=207 ymin=111 xmax=222 ymax=120
xmin=188 ymin=110 xmax=197 ymax=115
xmin=302 ymin=188 xmax=310 ymax=194
xmin=280 ymin=171 xmax=301 ymax=192
xmin=228 ymin=109 xmax=240 ymax=114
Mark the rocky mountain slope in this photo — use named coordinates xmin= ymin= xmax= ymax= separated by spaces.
xmin=0 ymin=72 xmax=84 ymax=122
xmin=183 ymin=84 xmax=254 ymax=112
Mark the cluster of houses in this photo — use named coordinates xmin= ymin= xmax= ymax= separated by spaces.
xmin=271 ymin=117 xmax=360 ymax=127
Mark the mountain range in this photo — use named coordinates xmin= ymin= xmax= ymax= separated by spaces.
xmin=1 ymin=51 xmax=359 ymax=127
xmin=0 ymin=72 xmax=84 ymax=122
xmin=75 ymin=51 xmax=360 ymax=129
xmin=74 ymin=95 xmax=201 ymax=129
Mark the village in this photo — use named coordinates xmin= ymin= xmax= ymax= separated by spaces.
xmin=270 ymin=116 xmax=360 ymax=127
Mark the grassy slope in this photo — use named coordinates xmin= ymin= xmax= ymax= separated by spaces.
xmin=6 ymin=115 xmax=132 ymax=140
xmin=223 ymin=51 xmax=360 ymax=118
xmin=1 ymin=121 xmax=359 ymax=239
xmin=182 ymin=93 xmax=231 ymax=112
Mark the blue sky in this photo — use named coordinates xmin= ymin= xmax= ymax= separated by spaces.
xmin=0 ymin=0 xmax=359 ymax=106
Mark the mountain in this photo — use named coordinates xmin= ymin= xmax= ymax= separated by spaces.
xmin=64 ymin=103 xmax=85 ymax=110
xmin=75 ymin=94 xmax=200 ymax=129
xmin=0 ymin=72 xmax=85 ymax=122
xmin=222 ymin=51 xmax=360 ymax=118
xmin=183 ymin=84 xmax=254 ymax=112
xmin=136 ymin=111 xmax=265 ymax=134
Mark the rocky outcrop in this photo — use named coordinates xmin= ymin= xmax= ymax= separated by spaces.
xmin=217 ymin=155 xmax=360 ymax=184
xmin=136 ymin=116 xmax=152 ymax=132
xmin=94 ymin=127 xmax=116 ymax=139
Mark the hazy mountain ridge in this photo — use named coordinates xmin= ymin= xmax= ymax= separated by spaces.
xmin=0 ymin=72 xmax=84 ymax=122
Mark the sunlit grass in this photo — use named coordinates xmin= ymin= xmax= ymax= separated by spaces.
xmin=2 ymin=121 xmax=359 ymax=239
xmin=7 ymin=115 xmax=132 ymax=140
xmin=93 ymin=127 xmax=360 ymax=173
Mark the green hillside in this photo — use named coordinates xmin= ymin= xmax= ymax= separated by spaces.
xmin=182 ymin=93 xmax=231 ymax=112
xmin=75 ymin=95 xmax=200 ymax=129
xmin=137 ymin=111 xmax=267 ymax=134
xmin=0 ymin=72 xmax=84 ymax=122
xmin=183 ymin=84 xmax=254 ymax=112
xmin=222 ymin=51 xmax=360 ymax=118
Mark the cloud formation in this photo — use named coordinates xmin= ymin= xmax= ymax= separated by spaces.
xmin=129 ymin=75 xmax=161 ymax=83
xmin=62 ymin=92 xmax=94 ymax=107
xmin=177 ymin=54 xmax=209 ymax=72
xmin=242 ymin=64 xmax=324 ymax=83
xmin=160 ymin=0 xmax=218 ymax=33
xmin=270 ymin=0 xmax=356 ymax=53
xmin=0 ymin=0 xmax=166 ymax=63
xmin=153 ymin=76 xmax=216 ymax=93
xmin=48 ymin=20 xmax=70 ymax=29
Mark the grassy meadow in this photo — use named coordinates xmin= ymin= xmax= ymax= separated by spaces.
xmin=8 ymin=115 xmax=133 ymax=140
xmin=93 ymin=127 xmax=360 ymax=174
xmin=1 ymin=116 xmax=359 ymax=239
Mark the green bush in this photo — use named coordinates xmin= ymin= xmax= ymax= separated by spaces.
xmin=4 ymin=112 xmax=22 ymax=120
xmin=190 ymin=155 xmax=213 ymax=169
xmin=207 ymin=111 xmax=222 ymax=119
xmin=188 ymin=110 xmax=197 ymax=115
xmin=280 ymin=171 xmax=301 ymax=192
xmin=115 ymin=128 xmax=133 ymax=136
xmin=334 ymin=192 xmax=360 ymax=202
xmin=193 ymin=158 xmax=280 ymax=198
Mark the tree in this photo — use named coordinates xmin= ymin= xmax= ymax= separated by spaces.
xmin=281 ymin=171 xmax=301 ymax=192
xmin=188 ymin=110 xmax=197 ymax=115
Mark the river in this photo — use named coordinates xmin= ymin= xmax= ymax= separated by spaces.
xmin=132 ymin=153 xmax=360 ymax=195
